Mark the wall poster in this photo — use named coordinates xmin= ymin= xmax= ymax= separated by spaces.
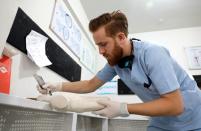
xmin=185 ymin=46 xmax=201 ymax=69
xmin=50 ymin=0 xmax=82 ymax=58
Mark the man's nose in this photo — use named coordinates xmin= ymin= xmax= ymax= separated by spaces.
xmin=99 ymin=47 xmax=105 ymax=54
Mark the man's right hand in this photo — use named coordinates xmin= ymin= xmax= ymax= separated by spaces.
xmin=37 ymin=82 xmax=62 ymax=94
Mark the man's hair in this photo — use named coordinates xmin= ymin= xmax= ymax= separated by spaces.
xmin=89 ymin=10 xmax=128 ymax=37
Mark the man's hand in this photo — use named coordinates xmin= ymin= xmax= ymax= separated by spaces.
xmin=37 ymin=82 xmax=62 ymax=94
xmin=92 ymin=100 xmax=129 ymax=118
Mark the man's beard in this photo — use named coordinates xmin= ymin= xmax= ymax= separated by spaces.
xmin=105 ymin=41 xmax=123 ymax=66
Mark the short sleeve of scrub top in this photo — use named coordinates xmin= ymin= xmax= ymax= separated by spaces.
xmin=96 ymin=63 xmax=117 ymax=82
xmin=144 ymin=45 xmax=180 ymax=95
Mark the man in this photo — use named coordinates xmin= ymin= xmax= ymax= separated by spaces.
xmin=37 ymin=11 xmax=201 ymax=131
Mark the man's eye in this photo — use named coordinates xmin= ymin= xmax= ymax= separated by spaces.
xmin=101 ymin=43 xmax=107 ymax=47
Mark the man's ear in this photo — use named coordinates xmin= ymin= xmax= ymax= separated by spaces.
xmin=116 ymin=32 xmax=126 ymax=46
xmin=117 ymin=32 xmax=126 ymax=40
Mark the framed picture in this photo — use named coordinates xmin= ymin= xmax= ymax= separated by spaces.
xmin=50 ymin=0 xmax=98 ymax=74
xmin=50 ymin=0 xmax=82 ymax=58
xmin=185 ymin=46 xmax=201 ymax=69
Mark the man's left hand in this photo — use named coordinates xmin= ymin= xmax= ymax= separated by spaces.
xmin=92 ymin=100 xmax=129 ymax=118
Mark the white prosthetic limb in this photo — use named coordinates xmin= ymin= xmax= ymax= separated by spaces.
xmin=37 ymin=92 xmax=110 ymax=113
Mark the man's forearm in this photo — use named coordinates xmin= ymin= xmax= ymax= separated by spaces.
xmin=61 ymin=76 xmax=104 ymax=93
xmin=61 ymin=80 xmax=94 ymax=93
xmin=128 ymin=98 xmax=182 ymax=116
xmin=127 ymin=90 xmax=184 ymax=116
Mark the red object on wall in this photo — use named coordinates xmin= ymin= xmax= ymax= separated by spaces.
xmin=0 ymin=55 xmax=12 ymax=94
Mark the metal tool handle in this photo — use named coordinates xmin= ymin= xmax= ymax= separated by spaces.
xmin=33 ymin=74 xmax=45 ymax=89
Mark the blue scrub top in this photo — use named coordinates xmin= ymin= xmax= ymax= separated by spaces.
xmin=96 ymin=40 xmax=201 ymax=130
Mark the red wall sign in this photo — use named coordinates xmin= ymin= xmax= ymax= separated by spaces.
xmin=0 ymin=55 xmax=12 ymax=94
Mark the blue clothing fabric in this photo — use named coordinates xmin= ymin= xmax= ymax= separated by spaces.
xmin=96 ymin=40 xmax=201 ymax=130
xmin=147 ymin=126 xmax=201 ymax=131
xmin=147 ymin=126 xmax=171 ymax=131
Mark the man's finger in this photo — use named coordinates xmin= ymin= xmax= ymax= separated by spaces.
xmin=42 ymin=83 xmax=49 ymax=89
xmin=36 ymin=85 xmax=48 ymax=94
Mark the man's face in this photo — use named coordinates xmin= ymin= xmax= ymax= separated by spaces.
xmin=93 ymin=27 xmax=123 ymax=66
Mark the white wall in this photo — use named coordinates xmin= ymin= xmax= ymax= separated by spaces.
xmin=0 ymin=0 xmax=97 ymax=98
xmin=129 ymin=26 xmax=201 ymax=76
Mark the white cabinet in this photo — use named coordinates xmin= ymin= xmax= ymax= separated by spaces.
xmin=0 ymin=93 xmax=148 ymax=131
xmin=108 ymin=119 xmax=148 ymax=131
xmin=0 ymin=93 xmax=73 ymax=131
xmin=76 ymin=115 xmax=103 ymax=131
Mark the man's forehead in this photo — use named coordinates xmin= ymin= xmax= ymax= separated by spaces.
xmin=93 ymin=27 xmax=106 ymax=37
xmin=93 ymin=31 xmax=108 ymax=44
